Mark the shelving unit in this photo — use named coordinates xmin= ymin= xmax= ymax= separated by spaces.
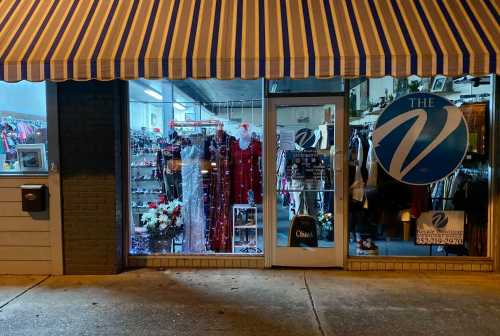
xmin=232 ymin=204 xmax=259 ymax=253
xmin=130 ymin=150 xmax=163 ymax=226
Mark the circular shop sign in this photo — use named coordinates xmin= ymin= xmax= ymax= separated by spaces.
xmin=373 ymin=93 xmax=468 ymax=185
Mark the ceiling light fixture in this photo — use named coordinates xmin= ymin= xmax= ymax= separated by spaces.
xmin=144 ymin=89 xmax=163 ymax=100
xmin=173 ymin=102 xmax=186 ymax=110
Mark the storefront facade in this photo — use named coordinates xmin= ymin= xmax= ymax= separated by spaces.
xmin=0 ymin=0 xmax=498 ymax=274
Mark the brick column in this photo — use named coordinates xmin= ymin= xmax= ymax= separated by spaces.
xmin=58 ymin=80 xmax=127 ymax=274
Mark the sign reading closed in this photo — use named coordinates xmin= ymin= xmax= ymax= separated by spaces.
xmin=289 ymin=215 xmax=318 ymax=247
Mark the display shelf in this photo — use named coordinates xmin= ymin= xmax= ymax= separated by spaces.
xmin=130 ymin=137 xmax=165 ymax=244
xmin=232 ymin=204 xmax=258 ymax=254
xmin=132 ymin=153 xmax=157 ymax=157
xmin=234 ymin=242 xmax=257 ymax=247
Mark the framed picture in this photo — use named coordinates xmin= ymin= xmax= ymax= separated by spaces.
xmin=16 ymin=144 xmax=47 ymax=172
xmin=431 ymin=76 xmax=447 ymax=92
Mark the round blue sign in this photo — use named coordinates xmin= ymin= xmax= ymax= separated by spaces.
xmin=373 ymin=93 xmax=468 ymax=185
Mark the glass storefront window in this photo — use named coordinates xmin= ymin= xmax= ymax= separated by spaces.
xmin=128 ymin=79 xmax=263 ymax=255
xmin=0 ymin=81 xmax=47 ymax=175
xmin=268 ymin=77 xmax=344 ymax=95
xmin=348 ymin=75 xmax=493 ymax=257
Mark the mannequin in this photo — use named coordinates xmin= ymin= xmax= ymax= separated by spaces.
xmin=231 ymin=123 xmax=262 ymax=204
xmin=238 ymin=123 xmax=251 ymax=150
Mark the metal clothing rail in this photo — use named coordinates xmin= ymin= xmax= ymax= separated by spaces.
xmin=168 ymin=120 xmax=223 ymax=128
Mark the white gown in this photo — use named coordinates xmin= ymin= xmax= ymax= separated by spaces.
xmin=181 ymin=144 xmax=206 ymax=253
xmin=366 ymin=134 xmax=378 ymax=188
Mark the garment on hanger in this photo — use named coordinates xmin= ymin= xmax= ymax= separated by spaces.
xmin=366 ymin=133 xmax=378 ymax=188
xmin=318 ymin=124 xmax=335 ymax=150
xmin=350 ymin=134 xmax=365 ymax=203
xmin=1 ymin=129 xmax=8 ymax=153
xmin=289 ymin=179 xmax=322 ymax=219
xmin=162 ymin=135 xmax=183 ymax=201
xmin=207 ymin=131 xmax=233 ymax=252
xmin=181 ymin=144 xmax=206 ymax=253
xmin=452 ymin=172 xmax=488 ymax=256
xmin=409 ymin=185 xmax=431 ymax=219
xmin=231 ymin=138 xmax=262 ymax=204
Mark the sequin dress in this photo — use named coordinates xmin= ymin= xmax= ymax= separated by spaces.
xmin=230 ymin=138 xmax=262 ymax=204
xmin=181 ymin=144 xmax=206 ymax=253
xmin=207 ymin=133 xmax=233 ymax=252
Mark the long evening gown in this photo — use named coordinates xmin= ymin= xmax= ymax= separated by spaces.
xmin=181 ymin=144 xmax=206 ymax=253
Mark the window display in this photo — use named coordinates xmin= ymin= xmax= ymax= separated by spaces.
xmin=129 ymin=79 xmax=263 ymax=255
xmin=348 ymin=75 xmax=493 ymax=257
xmin=0 ymin=82 xmax=47 ymax=174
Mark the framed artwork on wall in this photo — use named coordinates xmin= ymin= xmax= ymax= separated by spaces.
xmin=16 ymin=144 xmax=47 ymax=172
xmin=431 ymin=76 xmax=447 ymax=92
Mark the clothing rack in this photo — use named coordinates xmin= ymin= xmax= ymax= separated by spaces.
xmin=169 ymin=120 xmax=223 ymax=128
xmin=460 ymin=167 xmax=488 ymax=178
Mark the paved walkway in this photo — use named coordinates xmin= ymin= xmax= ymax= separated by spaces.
xmin=1 ymin=269 xmax=500 ymax=336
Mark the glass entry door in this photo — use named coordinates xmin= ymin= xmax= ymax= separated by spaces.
xmin=265 ymin=97 xmax=346 ymax=267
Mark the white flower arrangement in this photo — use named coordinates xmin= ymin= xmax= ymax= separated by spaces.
xmin=140 ymin=199 xmax=183 ymax=240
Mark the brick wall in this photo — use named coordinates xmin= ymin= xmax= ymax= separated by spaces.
xmin=58 ymin=80 xmax=126 ymax=274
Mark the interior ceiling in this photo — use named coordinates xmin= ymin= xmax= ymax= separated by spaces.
xmin=172 ymin=79 xmax=262 ymax=107
xmin=130 ymin=78 xmax=262 ymax=108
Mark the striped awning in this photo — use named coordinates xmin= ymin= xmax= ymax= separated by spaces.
xmin=0 ymin=0 xmax=498 ymax=82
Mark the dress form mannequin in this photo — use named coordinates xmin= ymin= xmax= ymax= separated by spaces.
xmin=231 ymin=123 xmax=262 ymax=204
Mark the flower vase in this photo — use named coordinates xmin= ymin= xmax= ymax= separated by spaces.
xmin=149 ymin=238 xmax=172 ymax=254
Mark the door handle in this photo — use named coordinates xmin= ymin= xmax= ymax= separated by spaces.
xmin=334 ymin=153 xmax=344 ymax=201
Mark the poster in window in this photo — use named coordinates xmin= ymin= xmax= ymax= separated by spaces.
xmin=416 ymin=211 xmax=464 ymax=245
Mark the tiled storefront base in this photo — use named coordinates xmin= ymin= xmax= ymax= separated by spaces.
xmin=128 ymin=256 xmax=265 ymax=269
xmin=347 ymin=257 xmax=494 ymax=272
xmin=129 ymin=256 xmax=493 ymax=271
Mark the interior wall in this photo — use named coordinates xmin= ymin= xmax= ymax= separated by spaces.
xmin=0 ymin=81 xmax=46 ymax=117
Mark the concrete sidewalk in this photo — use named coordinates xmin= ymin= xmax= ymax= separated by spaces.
xmin=0 ymin=269 xmax=499 ymax=336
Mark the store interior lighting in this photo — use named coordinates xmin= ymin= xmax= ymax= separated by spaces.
xmin=144 ymin=89 xmax=163 ymax=100
xmin=173 ymin=102 xmax=186 ymax=110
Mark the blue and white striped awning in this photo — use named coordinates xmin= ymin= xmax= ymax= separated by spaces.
xmin=0 ymin=0 xmax=498 ymax=82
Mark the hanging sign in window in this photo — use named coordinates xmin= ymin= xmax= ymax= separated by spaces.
xmin=373 ymin=93 xmax=468 ymax=185
xmin=285 ymin=149 xmax=326 ymax=182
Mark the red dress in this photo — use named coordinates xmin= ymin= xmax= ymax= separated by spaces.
xmin=230 ymin=138 xmax=262 ymax=204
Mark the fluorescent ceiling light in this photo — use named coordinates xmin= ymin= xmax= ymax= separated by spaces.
xmin=270 ymin=81 xmax=278 ymax=93
xmin=144 ymin=89 xmax=163 ymax=100
xmin=173 ymin=102 xmax=186 ymax=110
